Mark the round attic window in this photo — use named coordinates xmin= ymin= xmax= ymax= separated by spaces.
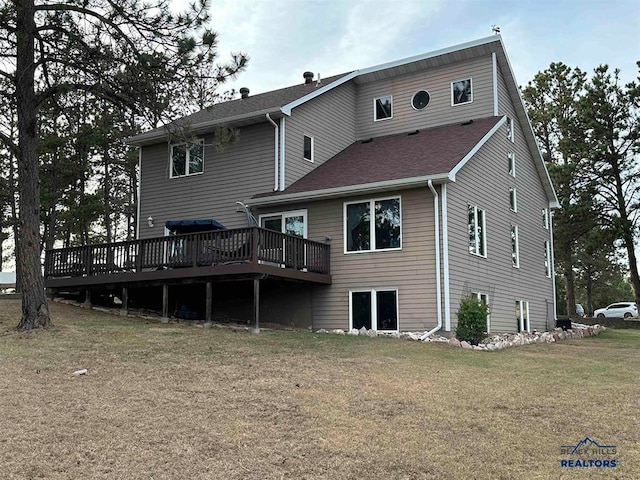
xmin=411 ymin=90 xmax=430 ymax=110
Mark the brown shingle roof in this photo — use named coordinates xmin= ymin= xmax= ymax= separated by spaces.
xmin=254 ymin=116 xmax=502 ymax=200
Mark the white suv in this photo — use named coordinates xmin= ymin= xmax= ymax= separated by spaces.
xmin=594 ymin=302 xmax=638 ymax=319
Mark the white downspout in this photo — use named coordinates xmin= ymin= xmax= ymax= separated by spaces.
xmin=136 ymin=147 xmax=142 ymax=239
xmin=421 ymin=181 xmax=442 ymax=339
xmin=549 ymin=209 xmax=557 ymax=324
xmin=279 ymin=117 xmax=286 ymax=191
xmin=442 ymin=183 xmax=451 ymax=331
xmin=266 ymin=113 xmax=279 ymax=191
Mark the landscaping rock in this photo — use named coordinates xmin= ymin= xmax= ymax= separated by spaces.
xmin=316 ymin=329 xmax=328 ymax=334
xmin=460 ymin=341 xmax=472 ymax=349
xmin=366 ymin=329 xmax=378 ymax=337
xmin=331 ymin=329 xmax=345 ymax=335
xmin=449 ymin=338 xmax=461 ymax=347
xmin=347 ymin=329 xmax=359 ymax=336
xmin=359 ymin=326 xmax=368 ymax=336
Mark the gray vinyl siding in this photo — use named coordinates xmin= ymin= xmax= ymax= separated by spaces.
xmin=138 ymin=122 xmax=275 ymax=238
xmin=355 ymin=55 xmax=494 ymax=140
xmin=257 ymin=187 xmax=438 ymax=331
xmin=284 ymin=82 xmax=357 ymax=188
xmin=446 ymin=129 xmax=554 ymax=333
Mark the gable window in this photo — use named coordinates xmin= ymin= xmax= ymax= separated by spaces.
xmin=511 ymin=225 xmax=520 ymax=268
xmin=451 ymin=78 xmax=472 ymax=105
xmin=472 ymin=292 xmax=491 ymax=333
xmin=303 ymin=135 xmax=314 ymax=162
xmin=374 ymin=95 xmax=393 ymax=121
xmin=516 ymin=300 xmax=530 ymax=332
xmin=170 ymin=141 xmax=204 ymax=178
xmin=508 ymin=152 xmax=516 ymax=177
xmin=411 ymin=90 xmax=431 ymax=110
xmin=468 ymin=205 xmax=486 ymax=257
xmin=350 ymin=289 xmax=398 ymax=331
xmin=507 ymin=117 xmax=514 ymax=142
xmin=544 ymin=240 xmax=552 ymax=277
xmin=345 ymin=197 xmax=401 ymax=253
xmin=509 ymin=188 xmax=518 ymax=212
xmin=543 ymin=208 xmax=549 ymax=229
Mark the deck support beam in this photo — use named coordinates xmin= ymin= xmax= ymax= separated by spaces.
xmin=82 ymin=289 xmax=92 ymax=308
xmin=252 ymin=277 xmax=260 ymax=334
xmin=205 ymin=281 xmax=212 ymax=323
xmin=120 ymin=287 xmax=128 ymax=316
xmin=162 ymin=284 xmax=169 ymax=321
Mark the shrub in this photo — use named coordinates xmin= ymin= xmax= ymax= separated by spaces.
xmin=455 ymin=297 xmax=489 ymax=345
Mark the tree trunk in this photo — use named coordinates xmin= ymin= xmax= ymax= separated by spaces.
xmin=15 ymin=0 xmax=51 ymax=330
xmin=564 ymin=263 xmax=576 ymax=319
xmin=8 ymin=155 xmax=22 ymax=292
xmin=585 ymin=269 xmax=593 ymax=317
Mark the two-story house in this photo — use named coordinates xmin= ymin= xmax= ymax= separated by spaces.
xmin=45 ymin=35 xmax=559 ymax=335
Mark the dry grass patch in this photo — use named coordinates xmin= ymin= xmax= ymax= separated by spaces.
xmin=0 ymin=299 xmax=638 ymax=479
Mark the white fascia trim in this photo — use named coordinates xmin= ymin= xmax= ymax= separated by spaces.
xmin=448 ymin=116 xmax=507 ymax=180
xmin=495 ymin=36 xmax=560 ymax=208
xmin=492 ymin=52 xmax=498 ymax=116
xmin=281 ymin=35 xmax=502 ymax=116
xmin=251 ymin=173 xmax=450 ymax=207
xmin=280 ymin=72 xmax=359 ymax=116
xmin=441 ymin=183 xmax=451 ymax=331
xmin=135 ymin=147 xmax=142 ymax=239
xmin=126 ymin=107 xmax=282 ymax=146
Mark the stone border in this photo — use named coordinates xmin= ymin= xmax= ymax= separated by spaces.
xmin=314 ymin=322 xmax=606 ymax=351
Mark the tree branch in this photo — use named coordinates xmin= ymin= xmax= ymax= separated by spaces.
xmin=0 ymin=130 xmax=19 ymax=158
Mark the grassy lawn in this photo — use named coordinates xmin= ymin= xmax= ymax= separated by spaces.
xmin=0 ymin=299 xmax=638 ymax=479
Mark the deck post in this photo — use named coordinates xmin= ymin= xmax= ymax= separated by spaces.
xmin=120 ymin=287 xmax=129 ymax=316
xmin=161 ymin=284 xmax=169 ymax=321
xmin=82 ymin=289 xmax=92 ymax=308
xmin=252 ymin=277 xmax=260 ymax=334
xmin=205 ymin=281 xmax=212 ymax=323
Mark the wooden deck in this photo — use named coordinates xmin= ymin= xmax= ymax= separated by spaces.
xmin=44 ymin=227 xmax=331 ymax=289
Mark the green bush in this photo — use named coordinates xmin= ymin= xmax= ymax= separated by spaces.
xmin=455 ymin=297 xmax=489 ymax=345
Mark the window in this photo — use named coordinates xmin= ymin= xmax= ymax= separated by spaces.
xmin=344 ymin=197 xmax=401 ymax=253
xmin=511 ymin=225 xmax=520 ymax=268
xmin=303 ymin=135 xmax=314 ymax=162
xmin=472 ymin=292 xmax=491 ymax=333
xmin=516 ymin=300 xmax=530 ymax=332
xmin=507 ymin=117 xmax=514 ymax=142
xmin=508 ymin=152 xmax=516 ymax=177
xmin=411 ymin=90 xmax=431 ymax=110
xmin=543 ymin=208 xmax=549 ymax=230
xmin=468 ymin=205 xmax=486 ymax=257
xmin=544 ymin=240 xmax=552 ymax=277
xmin=509 ymin=188 xmax=517 ymax=212
xmin=350 ymin=289 xmax=398 ymax=331
xmin=374 ymin=95 xmax=393 ymax=121
xmin=259 ymin=210 xmax=307 ymax=238
xmin=451 ymin=78 xmax=472 ymax=105
xmin=170 ymin=141 xmax=203 ymax=178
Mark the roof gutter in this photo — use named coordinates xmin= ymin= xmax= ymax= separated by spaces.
xmin=251 ymin=173 xmax=451 ymax=207
xmin=265 ymin=113 xmax=279 ymax=191
xmin=421 ymin=180 xmax=442 ymax=339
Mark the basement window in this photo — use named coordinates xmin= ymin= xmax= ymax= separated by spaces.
xmin=516 ymin=300 xmax=530 ymax=332
xmin=350 ymin=289 xmax=398 ymax=331
xmin=374 ymin=95 xmax=393 ymax=121
xmin=472 ymin=292 xmax=491 ymax=333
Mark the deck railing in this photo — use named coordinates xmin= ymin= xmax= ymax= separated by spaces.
xmin=44 ymin=227 xmax=331 ymax=278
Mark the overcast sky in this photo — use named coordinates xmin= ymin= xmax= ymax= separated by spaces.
xmin=203 ymin=0 xmax=639 ymax=96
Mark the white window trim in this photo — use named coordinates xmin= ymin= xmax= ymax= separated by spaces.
xmin=508 ymin=151 xmax=516 ymax=177
xmin=544 ymin=240 xmax=552 ymax=278
xmin=343 ymin=196 xmax=402 ymax=254
xmin=349 ymin=288 xmax=399 ymax=332
xmin=516 ymin=300 xmax=530 ymax=333
xmin=373 ymin=94 xmax=393 ymax=122
xmin=468 ymin=205 xmax=487 ymax=258
xmin=410 ymin=90 xmax=431 ymax=111
xmin=507 ymin=117 xmax=515 ymax=142
xmin=169 ymin=140 xmax=205 ymax=179
xmin=511 ymin=225 xmax=520 ymax=268
xmin=451 ymin=77 xmax=473 ymax=106
xmin=303 ymin=134 xmax=314 ymax=163
xmin=258 ymin=209 xmax=308 ymax=238
xmin=510 ymin=187 xmax=518 ymax=213
xmin=543 ymin=208 xmax=549 ymax=230
xmin=472 ymin=292 xmax=491 ymax=333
